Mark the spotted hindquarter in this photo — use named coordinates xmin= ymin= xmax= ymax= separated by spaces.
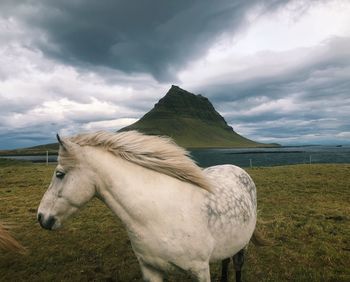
xmin=203 ymin=165 xmax=257 ymax=261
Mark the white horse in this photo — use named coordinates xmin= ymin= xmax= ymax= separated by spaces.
xmin=37 ymin=131 xmax=259 ymax=282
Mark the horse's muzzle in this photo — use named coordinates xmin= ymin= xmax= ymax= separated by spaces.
xmin=37 ymin=213 xmax=56 ymax=230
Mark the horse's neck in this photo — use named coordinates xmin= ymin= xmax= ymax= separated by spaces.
xmin=84 ymin=147 xmax=199 ymax=229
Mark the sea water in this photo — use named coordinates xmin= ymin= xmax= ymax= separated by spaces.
xmin=1 ymin=145 xmax=350 ymax=168
xmin=190 ymin=145 xmax=350 ymax=168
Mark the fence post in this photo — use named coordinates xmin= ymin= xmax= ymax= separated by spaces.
xmin=309 ymin=155 xmax=312 ymax=164
xmin=46 ymin=151 xmax=49 ymax=166
xmin=249 ymin=159 xmax=253 ymax=168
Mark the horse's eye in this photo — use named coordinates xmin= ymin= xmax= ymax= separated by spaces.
xmin=56 ymin=171 xmax=65 ymax=179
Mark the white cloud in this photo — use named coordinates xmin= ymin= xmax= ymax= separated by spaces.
xmin=0 ymin=48 xmax=164 ymax=148
xmin=82 ymin=118 xmax=138 ymax=131
xmin=0 ymin=35 xmax=167 ymax=145
xmin=227 ymin=0 xmax=350 ymax=54
xmin=336 ymin=132 xmax=350 ymax=138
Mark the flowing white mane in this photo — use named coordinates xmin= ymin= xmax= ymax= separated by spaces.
xmin=68 ymin=131 xmax=212 ymax=192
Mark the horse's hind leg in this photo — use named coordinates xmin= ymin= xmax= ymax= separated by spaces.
xmin=233 ymin=249 xmax=244 ymax=282
xmin=220 ymin=258 xmax=230 ymax=282
xmin=139 ymin=262 xmax=163 ymax=282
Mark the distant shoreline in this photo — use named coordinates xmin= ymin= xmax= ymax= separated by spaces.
xmin=2 ymin=145 xmax=349 ymax=167
xmin=0 ymin=144 xmax=281 ymax=156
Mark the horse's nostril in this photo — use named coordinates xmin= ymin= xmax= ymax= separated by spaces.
xmin=46 ymin=216 xmax=56 ymax=230
xmin=38 ymin=214 xmax=56 ymax=230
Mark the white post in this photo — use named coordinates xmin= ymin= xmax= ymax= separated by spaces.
xmin=46 ymin=151 xmax=49 ymax=166
xmin=249 ymin=159 xmax=253 ymax=168
xmin=309 ymin=155 xmax=312 ymax=164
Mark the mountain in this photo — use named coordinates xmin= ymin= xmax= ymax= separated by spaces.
xmin=120 ymin=85 xmax=275 ymax=148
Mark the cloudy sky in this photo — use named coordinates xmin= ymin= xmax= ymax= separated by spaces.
xmin=1 ymin=0 xmax=350 ymax=149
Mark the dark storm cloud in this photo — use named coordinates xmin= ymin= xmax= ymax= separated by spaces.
xmin=3 ymin=0 xmax=291 ymax=81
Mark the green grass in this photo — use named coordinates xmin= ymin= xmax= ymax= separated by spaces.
xmin=0 ymin=159 xmax=349 ymax=281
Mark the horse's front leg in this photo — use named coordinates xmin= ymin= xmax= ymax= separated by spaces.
xmin=139 ymin=262 xmax=164 ymax=282
xmin=193 ymin=265 xmax=211 ymax=282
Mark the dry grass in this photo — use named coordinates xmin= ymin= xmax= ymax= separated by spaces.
xmin=0 ymin=159 xmax=349 ymax=281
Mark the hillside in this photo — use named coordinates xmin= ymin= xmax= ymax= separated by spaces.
xmin=120 ymin=85 xmax=275 ymax=148
xmin=0 ymin=143 xmax=58 ymax=156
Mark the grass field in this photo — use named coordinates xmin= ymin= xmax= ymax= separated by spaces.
xmin=0 ymin=159 xmax=349 ymax=281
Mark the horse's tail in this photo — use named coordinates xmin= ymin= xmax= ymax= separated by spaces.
xmin=0 ymin=223 xmax=26 ymax=254
xmin=251 ymin=229 xmax=272 ymax=246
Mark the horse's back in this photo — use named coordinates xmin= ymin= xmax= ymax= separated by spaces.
xmin=203 ymin=164 xmax=257 ymax=261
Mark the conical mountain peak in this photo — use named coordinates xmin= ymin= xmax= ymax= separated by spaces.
xmin=120 ymin=86 xmax=269 ymax=148
xmin=146 ymin=85 xmax=229 ymax=126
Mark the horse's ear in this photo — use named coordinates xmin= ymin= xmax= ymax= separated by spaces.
xmin=56 ymin=134 xmax=78 ymax=153
xmin=56 ymin=133 xmax=70 ymax=151
xmin=56 ymin=134 xmax=64 ymax=148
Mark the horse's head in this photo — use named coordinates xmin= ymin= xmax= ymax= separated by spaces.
xmin=37 ymin=134 xmax=98 ymax=230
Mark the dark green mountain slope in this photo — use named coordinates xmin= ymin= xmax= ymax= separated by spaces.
xmin=120 ymin=86 xmax=274 ymax=148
